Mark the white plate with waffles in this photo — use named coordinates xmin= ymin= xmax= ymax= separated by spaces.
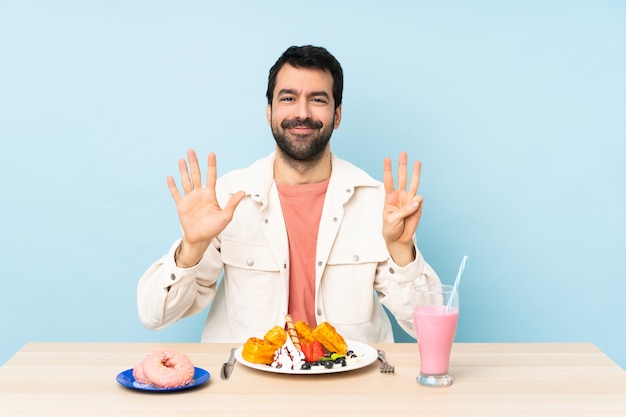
xmin=234 ymin=340 xmax=378 ymax=375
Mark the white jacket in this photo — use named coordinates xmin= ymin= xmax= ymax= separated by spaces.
xmin=137 ymin=152 xmax=440 ymax=343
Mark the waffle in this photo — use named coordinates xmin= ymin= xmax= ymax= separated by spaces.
xmin=294 ymin=320 xmax=316 ymax=344
xmin=241 ymin=326 xmax=287 ymax=365
xmin=312 ymin=321 xmax=348 ymax=355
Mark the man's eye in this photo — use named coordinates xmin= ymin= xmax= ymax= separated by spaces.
xmin=312 ymin=97 xmax=327 ymax=104
xmin=280 ymin=97 xmax=294 ymax=102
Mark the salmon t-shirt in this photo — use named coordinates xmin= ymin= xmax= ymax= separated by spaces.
xmin=276 ymin=179 xmax=329 ymax=327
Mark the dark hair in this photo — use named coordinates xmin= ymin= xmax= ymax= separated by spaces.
xmin=266 ymin=45 xmax=343 ymax=110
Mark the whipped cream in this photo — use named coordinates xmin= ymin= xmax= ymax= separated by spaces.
xmin=345 ymin=350 xmax=365 ymax=366
xmin=271 ymin=336 xmax=305 ymax=370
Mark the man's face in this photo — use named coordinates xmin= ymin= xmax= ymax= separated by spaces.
xmin=267 ymin=64 xmax=342 ymax=162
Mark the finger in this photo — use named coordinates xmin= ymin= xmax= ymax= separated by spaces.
xmin=412 ymin=195 xmax=424 ymax=212
xmin=403 ymin=198 xmax=423 ymax=235
xmin=397 ymin=152 xmax=408 ymax=191
xmin=389 ymin=195 xmax=423 ymax=228
xmin=409 ymin=195 xmax=424 ymax=224
xmin=167 ymin=175 xmax=183 ymax=203
xmin=407 ymin=160 xmax=422 ymax=198
xmin=179 ymin=158 xmax=192 ymax=195
xmin=205 ymin=152 xmax=217 ymax=191
xmin=383 ymin=157 xmax=395 ymax=193
xmin=187 ymin=149 xmax=202 ymax=190
xmin=222 ymin=190 xmax=246 ymax=220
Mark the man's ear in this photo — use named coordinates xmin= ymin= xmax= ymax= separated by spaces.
xmin=266 ymin=104 xmax=272 ymax=125
xmin=333 ymin=104 xmax=342 ymax=129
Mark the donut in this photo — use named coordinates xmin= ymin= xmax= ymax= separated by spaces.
xmin=140 ymin=349 xmax=195 ymax=388
xmin=132 ymin=359 xmax=150 ymax=384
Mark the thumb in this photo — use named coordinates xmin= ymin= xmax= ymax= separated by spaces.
xmin=406 ymin=195 xmax=423 ymax=214
xmin=222 ymin=191 xmax=246 ymax=218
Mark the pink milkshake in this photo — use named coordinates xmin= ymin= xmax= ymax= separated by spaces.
xmin=413 ymin=305 xmax=459 ymax=375
xmin=413 ymin=283 xmax=459 ymax=387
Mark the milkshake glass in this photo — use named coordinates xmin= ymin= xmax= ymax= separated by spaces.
xmin=413 ymin=284 xmax=459 ymax=387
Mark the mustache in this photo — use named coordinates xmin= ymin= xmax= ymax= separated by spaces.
xmin=281 ymin=118 xmax=323 ymax=130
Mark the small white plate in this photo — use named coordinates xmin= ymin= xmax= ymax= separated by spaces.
xmin=234 ymin=340 xmax=377 ymax=375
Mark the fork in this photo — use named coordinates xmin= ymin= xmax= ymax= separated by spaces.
xmin=377 ymin=349 xmax=395 ymax=373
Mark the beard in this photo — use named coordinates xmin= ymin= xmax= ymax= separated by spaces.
xmin=271 ymin=115 xmax=335 ymax=163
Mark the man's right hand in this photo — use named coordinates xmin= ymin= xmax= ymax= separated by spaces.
xmin=167 ymin=149 xmax=245 ymax=268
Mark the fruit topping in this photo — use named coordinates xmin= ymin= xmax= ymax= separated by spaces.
xmin=301 ymin=340 xmax=325 ymax=362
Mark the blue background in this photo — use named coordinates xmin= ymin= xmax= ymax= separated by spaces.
xmin=1 ymin=1 xmax=624 ymax=369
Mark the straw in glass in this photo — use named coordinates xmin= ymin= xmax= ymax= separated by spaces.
xmin=446 ymin=255 xmax=468 ymax=311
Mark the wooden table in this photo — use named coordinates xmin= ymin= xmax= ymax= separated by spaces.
xmin=0 ymin=342 xmax=624 ymax=416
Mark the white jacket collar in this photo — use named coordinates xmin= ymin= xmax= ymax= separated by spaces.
xmin=222 ymin=152 xmax=380 ymax=200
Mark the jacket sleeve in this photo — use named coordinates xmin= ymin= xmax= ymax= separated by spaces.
xmin=136 ymin=238 xmax=224 ymax=330
xmin=374 ymin=244 xmax=440 ymax=338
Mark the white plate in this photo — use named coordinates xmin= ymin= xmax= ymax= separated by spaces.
xmin=234 ymin=340 xmax=377 ymax=375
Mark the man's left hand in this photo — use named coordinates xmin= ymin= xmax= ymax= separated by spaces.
xmin=382 ymin=152 xmax=423 ymax=266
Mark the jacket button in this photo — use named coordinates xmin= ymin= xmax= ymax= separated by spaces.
xmin=246 ymin=259 xmax=254 ymax=267
xmin=332 ymin=217 xmax=338 ymax=222
xmin=352 ymin=255 xmax=359 ymax=262
xmin=316 ymin=308 xmax=322 ymax=316
xmin=317 ymin=261 xmax=323 ymax=267
xmin=388 ymin=267 xmax=395 ymax=274
xmin=170 ymin=273 xmax=176 ymax=281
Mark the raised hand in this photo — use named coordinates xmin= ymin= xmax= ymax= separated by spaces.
xmin=382 ymin=152 xmax=423 ymax=266
xmin=167 ymin=150 xmax=245 ymax=268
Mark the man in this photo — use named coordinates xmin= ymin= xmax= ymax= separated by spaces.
xmin=137 ymin=45 xmax=440 ymax=344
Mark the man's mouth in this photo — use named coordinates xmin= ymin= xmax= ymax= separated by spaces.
xmin=281 ymin=118 xmax=323 ymax=133
xmin=289 ymin=126 xmax=315 ymax=135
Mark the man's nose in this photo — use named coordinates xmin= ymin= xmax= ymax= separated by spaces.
xmin=292 ymin=100 xmax=311 ymax=119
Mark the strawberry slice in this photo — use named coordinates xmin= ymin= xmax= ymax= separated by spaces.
xmin=300 ymin=342 xmax=313 ymax=362
xmin=310 ymin=340 xmax=324 ymax=362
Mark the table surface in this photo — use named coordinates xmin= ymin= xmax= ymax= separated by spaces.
xmin=1 ymin=342 xmax=625 ymax=416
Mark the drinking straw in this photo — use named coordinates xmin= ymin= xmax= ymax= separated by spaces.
xmin=446 ymin=255 xmax=468 ymax=311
